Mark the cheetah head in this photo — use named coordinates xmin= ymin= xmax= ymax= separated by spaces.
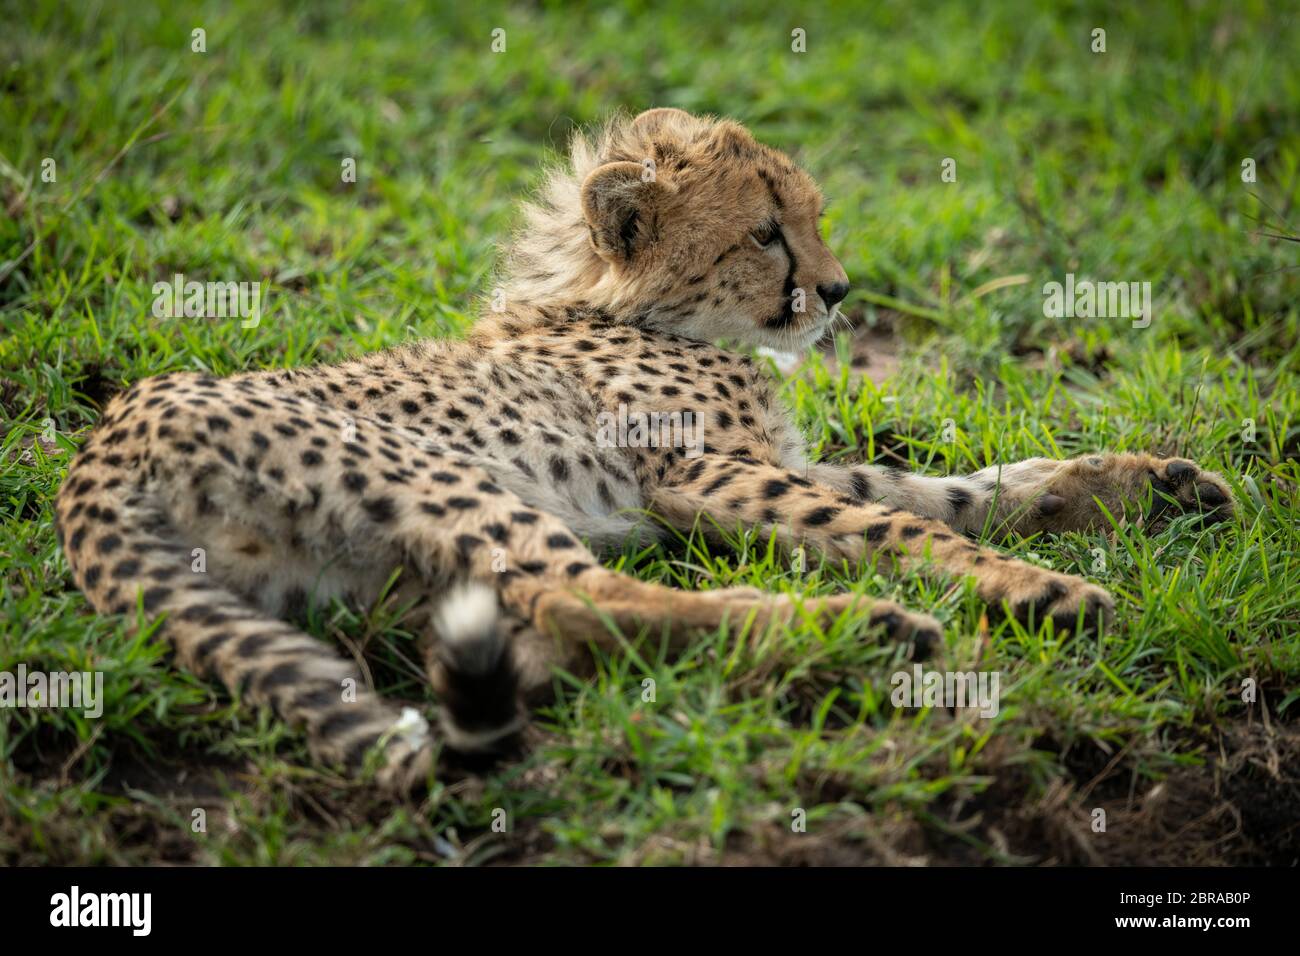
xmin=505 ymin=108 xmax=850 ymax=352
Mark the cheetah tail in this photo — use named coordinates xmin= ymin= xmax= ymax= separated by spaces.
xmin=429 ymin=581 xmax=526 ymax=753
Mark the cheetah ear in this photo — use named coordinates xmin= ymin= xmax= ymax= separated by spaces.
xmin=580 ymin=160 xmax=665 ymax=264
xmin=630 ymin=107 xmax=694 ymax=137
xmin=707 ymin=120 xmax=758 ymax=159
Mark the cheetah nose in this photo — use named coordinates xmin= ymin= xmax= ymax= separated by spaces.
xmin=816 ymin=280 xmax=850 ymax=308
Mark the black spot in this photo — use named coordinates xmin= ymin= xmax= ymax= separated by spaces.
xmin=179 ymin=605 xmax=227 ymax=624
xmin=192 ymin=632 xmax=231 ymax=666
xmin=455 ymin=534 xmax=484 ymax=558
xmin=363 ymin=497 xmax=397 ymax=522
xmin=111 ymin=559 xmax=141 ymax=579
xmin=258 ymin=662 xmax=302 ymax=694
xmin=1014 ymin=581 xmax=1068 ymax=624
xmin=236 ymin=634 xmax=275 ymax=658
xmin=850 ymin=472 xmax=872 ymax=502
xmin=704 ymin=473 xmax=733 ymax=494
xmin=910 ymin=628 xmax=941 ymax=659
xmin=869 ymin=610 xmax=903 ymax=636
xmin=141 ymin=586 xmax=171 ymax=611
xmin=803 ymin=507 xmax=838 ymax=527
xmin=318 ymin=709 xmax=374 ymax=740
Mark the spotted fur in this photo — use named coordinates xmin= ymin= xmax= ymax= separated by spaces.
xmin=54 ymin=109 xmax=1235 ymax=790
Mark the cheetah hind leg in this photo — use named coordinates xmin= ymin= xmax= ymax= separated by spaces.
xmin=423 ymin=576 xmax=945 ymax=767
xmin=59 ymin=497 xmax=436 ymax=793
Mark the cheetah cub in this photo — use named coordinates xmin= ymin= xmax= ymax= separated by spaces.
xmin=55 ymin=108 xmax=1235 ymax=790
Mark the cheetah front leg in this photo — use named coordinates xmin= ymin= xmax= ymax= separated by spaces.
xmin=803 ymin=453 xmax=1235 ymax=537
xmin=653 ymin=456 xmax=1115 ymax=634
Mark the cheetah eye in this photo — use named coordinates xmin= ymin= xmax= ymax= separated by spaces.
xmin=750 ymin=220 xmax=781 ymax=249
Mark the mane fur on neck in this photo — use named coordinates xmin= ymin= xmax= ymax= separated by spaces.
xmin=494 ymin=111 xmax=717 ymax=313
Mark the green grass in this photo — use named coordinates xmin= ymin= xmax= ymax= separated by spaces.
xmin=2 ymin=0 xmax=1298 ymax=865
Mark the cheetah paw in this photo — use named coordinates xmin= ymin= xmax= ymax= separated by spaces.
xmin=1141 ymin=457 xmax=1235 ymax=527
xmin=799 ymin=594 xmax=943 ymax=658
xmin=1001 ymin=453 xmax=1235 ymax=535
xmin=981 ymin=567 xmax=1114 ymax=636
